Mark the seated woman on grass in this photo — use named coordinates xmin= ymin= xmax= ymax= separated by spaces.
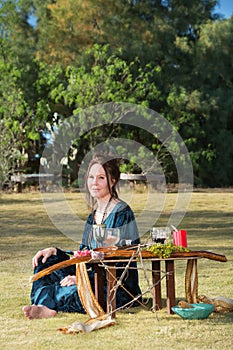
xmin=22 ymin=154 xmax=141 ymax=319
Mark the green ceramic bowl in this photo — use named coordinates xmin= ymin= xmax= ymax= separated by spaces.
xmin=172 ymin=303 xmax=215 ymax=320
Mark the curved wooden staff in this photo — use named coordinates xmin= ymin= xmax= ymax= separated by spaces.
xmin=30 ymin=248 xmax=227 ymax=283
xmin=30 ymin=255 xmax=92 ymax=282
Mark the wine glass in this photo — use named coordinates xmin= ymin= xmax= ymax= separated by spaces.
xmin=150 ymin=227 xmax=157 ymax=242
xmin=104 ymin=228 xmax=120 ymax=246
xmin=92 ymin=224 xmax=107 ymax=247
xmin=156 ymin=229 xmax=167 ymax=243
xmin=150 ymin=227 xmax=171 ymax=244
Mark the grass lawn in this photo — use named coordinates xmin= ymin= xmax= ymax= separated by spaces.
xmin=0 ymin=189 xmax=233 ymax=350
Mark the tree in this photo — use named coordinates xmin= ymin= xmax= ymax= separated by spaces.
xmin=191 ymin=17 xmax=233 ymax=186
xmin=1 ymin=0 xmax=232 ymax=187
xmin=162 ymin=16 xmax=233 ymax=186
xmin=32 ymin=0 xmax=219 ymax=66
xmin=0 ymin=120 xmax=21 ymax=188
xmin=35 ymin=44 xmax=164 ymax=183
xmin=0 ymin=0 xmax=38 ymax=105
xmin=0 ymin=56 xmax=30 ymax=181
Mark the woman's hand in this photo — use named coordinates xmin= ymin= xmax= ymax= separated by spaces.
xmin=32 ymin=247 xmax=57 ymax=268
xmin=60 ymin=275 xmax=77 ymax=287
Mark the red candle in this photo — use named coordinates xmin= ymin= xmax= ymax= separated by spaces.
xmin=172 ymin=230 xmax=187 ymax=248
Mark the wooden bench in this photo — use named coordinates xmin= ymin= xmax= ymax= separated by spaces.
xmin=10 ymin=173 xmax=55 ymax=192
xmin=120 ymin=173 xmax=164 ymax=190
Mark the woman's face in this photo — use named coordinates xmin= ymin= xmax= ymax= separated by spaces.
xmin=87 ymin=163 xmax=114 ymax=200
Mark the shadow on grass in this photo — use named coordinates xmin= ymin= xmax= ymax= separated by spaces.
xmin=167 ymin=311 xmax=233 ymax=324
xmin=1 ymin=194 xmax=232 ymax=233
xmin=209 ymin=312 xmax=233 ymax=324
xmin=0 ymin=196 xmax=43 ymax=205
xmin=182 ymin=211 xmax=233 ymax=228
xmin=120 ymin=298 xmax=233 ymax=325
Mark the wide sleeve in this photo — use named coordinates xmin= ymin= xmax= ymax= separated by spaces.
xmin=80 ymin=213 xmax=93 ymax=250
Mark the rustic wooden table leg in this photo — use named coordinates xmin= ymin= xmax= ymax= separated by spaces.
xmin=93 ymin=263 xmax=105 ymax=310
xmin=152 ymin=260 xmax=162 ymax=310
xmin=106 ymin=262 xmax=117 ymax=318
xmin=185 ymin=258 xmax=198 ymax=304
xmin=165 ymin=260 xmax=176 ymax=314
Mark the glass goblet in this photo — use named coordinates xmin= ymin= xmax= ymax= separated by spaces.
xmin=92 ymin=224 xmax=107 ymax=248
xmin=104 ymin=228 xmax=120 ymax=246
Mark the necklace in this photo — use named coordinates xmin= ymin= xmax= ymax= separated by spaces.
xmin=94 ymin=196 xmax=112 ymax=225
xmin=90 ymin=196 xmax=113 ymax=248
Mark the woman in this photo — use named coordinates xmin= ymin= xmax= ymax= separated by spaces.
xmin=22 ymin=155 xmax=141 ymax=320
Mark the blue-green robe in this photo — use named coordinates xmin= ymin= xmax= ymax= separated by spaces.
xmin=30 ymin=201 xmax=142 ymax=313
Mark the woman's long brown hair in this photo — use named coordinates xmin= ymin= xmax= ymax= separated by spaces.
xmin=85 ymin=154 xmax=121 ymax=210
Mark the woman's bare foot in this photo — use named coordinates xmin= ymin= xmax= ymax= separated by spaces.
xmin=22 ymin=305 xmax=57 ymax=320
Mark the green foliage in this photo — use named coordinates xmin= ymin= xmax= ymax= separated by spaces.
xmin=0 ymin=0 xmax=232 ymax=187
xmin=0 ymin=120 xmax=21 ymax=186
xmin=46 ymin=44 xmax=160 ymax=112
xmin=145 ymin=242 xmax=189 ymax=259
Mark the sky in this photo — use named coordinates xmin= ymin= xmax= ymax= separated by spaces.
xmin=215 ymin=0 xmax=233 ymax=18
